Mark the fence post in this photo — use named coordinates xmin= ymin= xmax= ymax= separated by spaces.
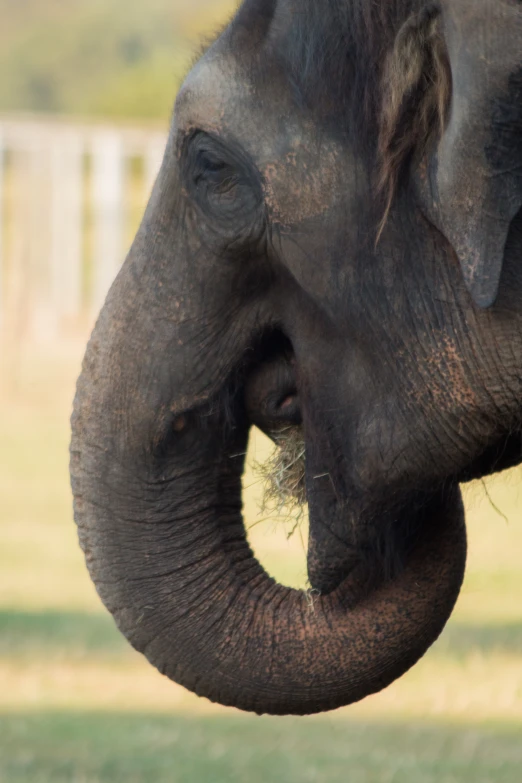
xmin=145 ymin=135 xmax=165 ymax=199
xmin=27 ymin=136 xmax=54 ymax=338
xmin=0 ymin=128 xmax=3 ymax=330
xmin=51 ymin=131 xmax=84 ymax=325
xmin=0 ymin=117 xmax=168 ymax=340
xmin=91 ymin=131 xmax=124 ymax=316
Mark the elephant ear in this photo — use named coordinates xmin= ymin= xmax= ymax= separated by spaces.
xmin=379 ymin=0 xmax=522 ymax=308
xmin=434 ymin=0 xmax=522 ymax=307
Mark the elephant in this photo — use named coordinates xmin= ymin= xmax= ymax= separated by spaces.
xmin=70 ymin=0 xmax=522 ymax=716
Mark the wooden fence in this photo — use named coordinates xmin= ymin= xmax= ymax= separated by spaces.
xmin=0 ymin=115 xmax=167 ymax=341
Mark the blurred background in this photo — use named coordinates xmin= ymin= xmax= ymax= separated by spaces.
xmin=0 ymin=1 xmax=521 ymax=781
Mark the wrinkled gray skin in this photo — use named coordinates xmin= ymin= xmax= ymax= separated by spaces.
xmin=70 ymin=0 xmax=522 ymax=715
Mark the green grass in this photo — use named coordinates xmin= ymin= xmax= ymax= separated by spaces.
xmin=3 ymin=711 xmax=522 ymax=783
xmin=1 ymin=342 xmax=522 ymax=781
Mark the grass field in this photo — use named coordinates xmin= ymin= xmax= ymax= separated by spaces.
xmin=1 ymin=339 xmax=521 ymax=782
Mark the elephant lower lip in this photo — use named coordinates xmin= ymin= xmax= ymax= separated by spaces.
xmin=306 ymin=519 xmax=359 ymax=596
xmin=307 ymin=558 xmax=353 ymax=595
xmin=306 ymin=487 xmax=451 ymax=598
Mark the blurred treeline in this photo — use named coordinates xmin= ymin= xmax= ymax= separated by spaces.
xmin=0 ymin=0 xmax=237 ymax=121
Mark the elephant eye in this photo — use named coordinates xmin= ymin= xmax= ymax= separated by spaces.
xmin=183 ymin=131 xmax=262 ymax=227
xmin=194 ymin=151 xmax=239 ymax=197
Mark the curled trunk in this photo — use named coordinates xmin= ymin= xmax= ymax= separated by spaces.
xmin=71 ymin=323 xmax=466 ymax=715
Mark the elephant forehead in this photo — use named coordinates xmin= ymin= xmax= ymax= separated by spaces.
xmin=175 ymin=54 xmax=284 ymax=149
xmin=175 ymin=55 xmax=248 ymax=135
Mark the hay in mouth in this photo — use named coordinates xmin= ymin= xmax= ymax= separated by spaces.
xmin=254 ymin=426 xmax=307 ymax=532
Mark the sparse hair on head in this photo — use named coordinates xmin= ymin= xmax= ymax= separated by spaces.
xmin=377 ymin=1 xmax=451 ymax=238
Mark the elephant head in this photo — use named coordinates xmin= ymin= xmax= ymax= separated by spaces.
xmin=70 ymin=0 xmax=522 ymax=715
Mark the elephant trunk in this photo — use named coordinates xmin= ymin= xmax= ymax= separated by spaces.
xmin=71 ymin=287 xmax=466 ymax=715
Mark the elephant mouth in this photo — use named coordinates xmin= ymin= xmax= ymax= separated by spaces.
xmin=243 ymin=330 xmax=302 ymax=432
xmin=243 ymin=331 xmax=307 ymax=521
xmin=241 ymin=326 xmax=520 ymax=597
xmin=242 ymin=330 xmax=444 ymax=596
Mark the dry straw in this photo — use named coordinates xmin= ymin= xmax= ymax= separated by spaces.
xmin=254 ymin=426 xmax=307 ymax=536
